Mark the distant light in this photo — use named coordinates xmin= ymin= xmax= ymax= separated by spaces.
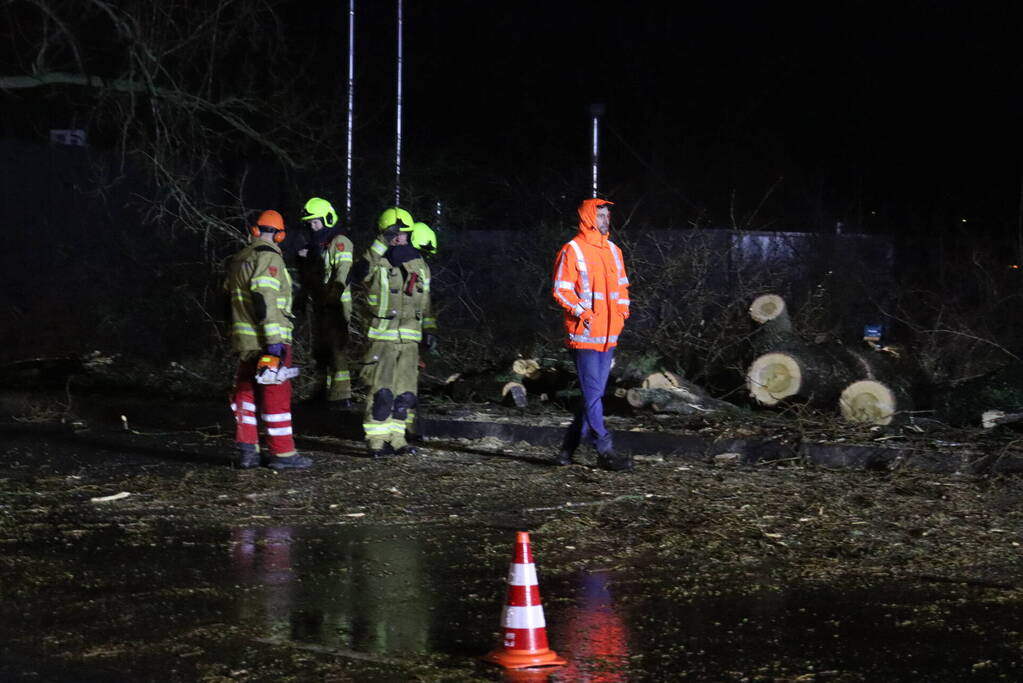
xmin=961 ymin=218 xmax=968 ymax=223
xmin=870 ymin=211 xmax=877 ymax=216
xmin=1010 ymin=264 xmax=1020 ymax=270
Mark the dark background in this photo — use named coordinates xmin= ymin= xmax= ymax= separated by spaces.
xmin=2 ymin=0 xmax=1022 ymax=380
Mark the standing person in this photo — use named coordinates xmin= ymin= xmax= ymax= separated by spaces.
xmin=551 ymin=198 xmax=633 ymax=472
xmin=300 ymin=197 xmax=355 ymax=407
xmin=354 ymin=208 xmax=436 ymax=457
xmin=226 ymin=209 xmax=312 ymax=470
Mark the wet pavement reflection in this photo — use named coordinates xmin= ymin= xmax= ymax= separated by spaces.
xmin=4 ymin=521 xmax=1023 ymax=680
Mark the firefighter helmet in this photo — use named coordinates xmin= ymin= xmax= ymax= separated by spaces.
xmin=301 ymin=197 xmax=338 ymax=228
xmin=377 ymin=207 xmax=414 ymax=232
xmin=411 ymin=222 xmax=437 ymax=255
xmin=250 ymin=209 xmax=286 ymax=243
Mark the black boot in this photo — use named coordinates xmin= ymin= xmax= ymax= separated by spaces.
xmin=394 ymin=445 xmax=419 ymax=456
xmin=555 ymin=449 xmax=574 ymax=466
xmin=236 ymin=443 xmax=260 ymax=469
xmin=266 ymin=453 xmax=313 ymax=471
xmin=368 ymin=443 xmax=394 ymax=459
xmin=597 ymin=449 xmax=633 ymax=472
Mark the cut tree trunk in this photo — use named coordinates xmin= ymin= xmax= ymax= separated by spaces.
xmin=625 ymin=383 xmax=737 ymax=415
xmin=748 ymin=293 xmax=796 ymax=352
xmin=510 ymin=357 xmax=576 ymax=402
xmin=747 ymin=339 xmax=861 ymax=408
xmin=837 ymin=345 xmax=923 ymax=425
xmin=439 ymin=372 xmax=528 ymax=407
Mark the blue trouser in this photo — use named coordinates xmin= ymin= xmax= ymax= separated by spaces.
xmin=562 ymin=348 xmax=615 ymax=455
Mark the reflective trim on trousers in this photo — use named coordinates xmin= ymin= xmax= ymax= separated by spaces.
xmin=266 ymin=426 xmax=293 ymax=436
xmin=363 ymin=423 xmax=390 ymax=436
xmin=261 ymin=412 xmax=292 ymax=423
xmin=231 ymin=401 xmax=257 ymax=412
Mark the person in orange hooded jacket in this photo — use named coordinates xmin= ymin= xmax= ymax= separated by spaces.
xmin=551 ymin=198 xmax=633 ymax=471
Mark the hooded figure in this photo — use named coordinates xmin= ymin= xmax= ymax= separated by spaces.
xmin=550 ymin=198 xmax=633 ymax=472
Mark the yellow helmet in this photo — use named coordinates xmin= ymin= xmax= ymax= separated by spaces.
xmin=302 ymin=197 xmax=338 ymax=228
xmin=410 ymin=222 xmax=437 ymax=255
xmin=377 ymin=207 xmax=414 ymax=232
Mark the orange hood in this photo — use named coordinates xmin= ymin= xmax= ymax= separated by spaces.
xmin=577 ymin=198 xmax=615 ymax=244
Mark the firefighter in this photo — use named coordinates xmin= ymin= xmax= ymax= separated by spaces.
xmin=301 ymin=197 xmax=355 ymax=407
xmin=551 ymin=198 xmax=633 ymax=472
xmin=355 ymin=207 xmax=436 ymax=457
xmin=226 ymin=209 xmax=312 ymax=470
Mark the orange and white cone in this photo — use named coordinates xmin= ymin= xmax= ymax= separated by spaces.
xmin=482 ymin=531 xmax=567 ymax=670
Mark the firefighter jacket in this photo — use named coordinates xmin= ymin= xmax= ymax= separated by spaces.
xmin=226 ymin=239 xmax=294 ymax=353
xmin=361 ymin=245 xmax=437 ymax=343
xmin=322 ymin=233 xmax=355 ymax=322
xmin=551 ymin=199 xmax=631 ymax=351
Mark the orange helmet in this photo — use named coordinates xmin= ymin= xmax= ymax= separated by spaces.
xmin=256 ymin=210 xmax=284 ymax=232
xmin=250 ymin=209 xmax=286 ymax=243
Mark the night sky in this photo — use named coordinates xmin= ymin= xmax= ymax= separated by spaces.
xmin=295 ymin=0 xmax=1022 ymax=233
xmin=2 ymin=1 xmax=1021 ymax=235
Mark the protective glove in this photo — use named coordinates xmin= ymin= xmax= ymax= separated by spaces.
xmin=265 ymin=343 xmax=286 ymax=358
xmin=423 ymin=333 xmax=438 ymax=354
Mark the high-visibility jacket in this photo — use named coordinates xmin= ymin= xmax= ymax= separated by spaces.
xmin=226 ymin=239 xmax=294 ymax=352
xmin=362 ymin=250 xmax=437 ymax=343
xmin=552 ymin=199 xmax=631 ymax=351
xmin=322 ymin=233 xmax=355 ymax=322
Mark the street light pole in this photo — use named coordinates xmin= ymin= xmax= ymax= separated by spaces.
xmin=589 ymin=102 xmax=605 ymax=198
xmin=344 ymin=0 xmax=356 ymax=225
xmin=394 ymin=0 xmax=404 ymax=206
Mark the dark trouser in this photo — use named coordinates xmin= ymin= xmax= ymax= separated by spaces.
xmin=562 ymin=348 xmax=615 ymax=455
xmin=314 ymin=306 xmax=352 ymax=401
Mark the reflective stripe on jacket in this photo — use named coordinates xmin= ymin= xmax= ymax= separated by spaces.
xmin=362 ymin=254 xmax=436 ymax=344
xmin=226 ymin=239 xmax=294 ymax=352
xmin=551 ymin=200 xmax=630 ymax=351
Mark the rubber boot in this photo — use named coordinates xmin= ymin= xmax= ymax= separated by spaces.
xmin=266 ymin=453 xmax=313 ymax=471
xmin=236 ymin=443 xmax=260 ymax=469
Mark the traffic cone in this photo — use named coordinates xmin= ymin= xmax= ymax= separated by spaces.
xmin=482 ymin=531 xmax=567 ymax=670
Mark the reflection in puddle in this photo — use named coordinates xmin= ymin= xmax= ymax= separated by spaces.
xmin=220 ymin=525 xmax=1023 ymax=681
xmin=553 ymin=571 xmax=629 ymax=682
xmin=229 ymin=525 xmax=433 ymax=655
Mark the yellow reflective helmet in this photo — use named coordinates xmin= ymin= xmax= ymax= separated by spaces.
xmin=377 ymin=207 xmax=414 ymax=232
xmin=302 ymin=197 xmax=338 ymax=228
xmin=410 ymin=222 xmax=437 ymax=255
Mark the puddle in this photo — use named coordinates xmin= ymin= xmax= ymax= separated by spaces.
xmin=3 ymin=522 xmax=1022 ymax=681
